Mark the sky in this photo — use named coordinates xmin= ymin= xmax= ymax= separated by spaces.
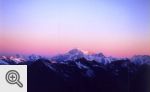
xmin=0 ymin=0 xmax=150 ymax=57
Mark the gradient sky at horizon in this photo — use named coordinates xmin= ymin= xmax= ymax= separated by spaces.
xmin=0 ymin=0 xmax=150 ymax=57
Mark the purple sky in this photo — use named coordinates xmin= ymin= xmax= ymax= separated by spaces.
xmin=0 ymin=0 xmax=150 ymax=57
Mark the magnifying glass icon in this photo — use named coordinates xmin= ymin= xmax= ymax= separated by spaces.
xmin=6 ymin=70 xmax=23 ymax=88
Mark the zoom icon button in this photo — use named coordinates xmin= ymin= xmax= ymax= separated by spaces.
xmin=6 ymin=70 xmax=23 ymax=88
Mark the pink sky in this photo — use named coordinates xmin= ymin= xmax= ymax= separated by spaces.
xmin=0 ymin=0 xmax=150 ymax=57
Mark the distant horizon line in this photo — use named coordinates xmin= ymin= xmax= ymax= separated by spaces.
xmin=0 ymin=48 xmax=150 ymax=58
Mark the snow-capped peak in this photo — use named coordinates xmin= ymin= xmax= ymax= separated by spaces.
xmin=68 ymin=48 xmax=95 ymax=55
xmin=51 ymin=48 xmax=110 ymax=63
xmin=91 ymin=53 xmax=105 ymax=57
xmin=68 ymin=48 xmax=84 ymax=55
xmin=131 ymin=55 xmax=150 ymax=64
xmin=9 ymin=56 xmax=25 ymax=63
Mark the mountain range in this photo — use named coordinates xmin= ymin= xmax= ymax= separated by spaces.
xmin=0 ymin=48 xmax=150 ymax=65
xmin=0 ymin=49 xmax=150 ymax=92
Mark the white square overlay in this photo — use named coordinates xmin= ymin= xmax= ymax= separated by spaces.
xmin=0 ymin=65 xmax=27 ymax=92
